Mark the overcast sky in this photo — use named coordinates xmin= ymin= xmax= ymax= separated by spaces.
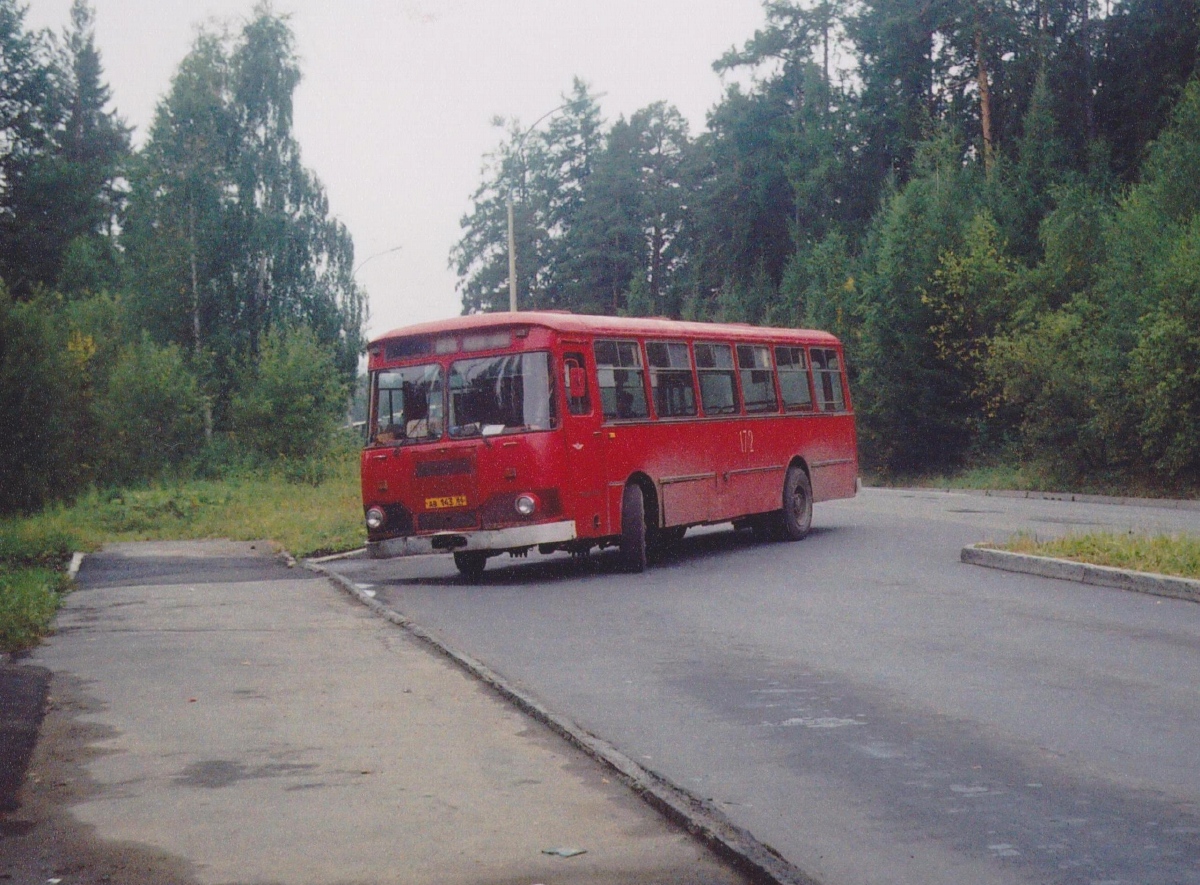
xmin=26 ymin=0 xmax=767 ymax=339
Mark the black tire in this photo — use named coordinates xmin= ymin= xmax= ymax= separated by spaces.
xmin=777 ymin=465 xmax=813 ymax=541
xmin=453 ymin=551 xmax=488 ymax=580
xmin=619 ymin=483 xmax=648 ymax=573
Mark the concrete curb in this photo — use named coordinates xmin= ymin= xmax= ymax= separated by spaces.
xmin=873 ymin=485 xmax=1200 ymax=512
xmin=66 ymin=552 xmax=84 ymax=581
xmin=961 ymin=544 xmax=1200 ymax=604
xmin=304 ymin=559 xmax=816 ymax=885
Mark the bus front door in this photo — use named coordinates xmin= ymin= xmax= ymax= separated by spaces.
xmin=562 ymin=350 xmax=608 ymax=538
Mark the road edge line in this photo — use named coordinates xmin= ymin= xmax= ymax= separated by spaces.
xmin=305 ymin=559 xmax=819 ymax=885
xmin=961 ymin=544 xmax=1200 ymax=603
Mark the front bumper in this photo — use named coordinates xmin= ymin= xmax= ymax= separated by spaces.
xmin=367 ymin=519 xmax=578 ymax=559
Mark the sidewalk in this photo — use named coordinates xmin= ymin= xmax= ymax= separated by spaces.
xmin=1 ymin=540 xmax=749 ymax=885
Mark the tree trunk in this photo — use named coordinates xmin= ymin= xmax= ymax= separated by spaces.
xmin=1082 ymin=0 xmax=1096 ymax=141
xmin=189 ymin=203 xmax=213 ymax=440
xmin=976 ymin=26 xmax=995 ymax=175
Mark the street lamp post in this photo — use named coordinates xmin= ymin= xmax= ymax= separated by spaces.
xmin=507 ymin=196 xmax=518 ymax=312
xmin=504 ymin=93 xmax=603 ymax=312
xmin=352 ymin=244 xmax=403 ymax=280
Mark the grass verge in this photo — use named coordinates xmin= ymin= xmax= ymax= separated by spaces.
xmin=0 ymin=453 xmax=364 ymax=654
xmin=0 ymin=567 xmax=70 ymax=654
xmin=998 ymin=532 xmax=1200 ymax=581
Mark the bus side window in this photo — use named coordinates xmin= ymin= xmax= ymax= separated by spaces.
xmin=812 ymin=348 xmax=846 ymax=411
xmin=564 ymin=352 xmax=591 ymax=415
xmin=737 ymin=344 xmax=777 ymax=413
xmin=775 ymin=346 xmax=813 ymax=411
xmin=646 ymin=341 xmax=697 ymax=418
xmin=695 ymin=342 xmax=739 ymax=415
xmin=594 ymin=339 xmax=649 ymax=420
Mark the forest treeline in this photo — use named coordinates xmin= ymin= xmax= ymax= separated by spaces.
xmin=0 ymin=0 xmax=363 ymax=513
xmin=454 ymin=0 xmax=1200 ymax=490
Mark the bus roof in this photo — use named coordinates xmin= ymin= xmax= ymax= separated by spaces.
xmin=371 ymin=311 xmax=842 ymax=348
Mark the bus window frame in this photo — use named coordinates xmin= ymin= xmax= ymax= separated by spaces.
xmin=594 ymin=338 xmax=651 ymax=422
xmin=646 ymin=340 xmax=698 ymax=420
xmin=694 ymin=341 xmax=740 ymax=417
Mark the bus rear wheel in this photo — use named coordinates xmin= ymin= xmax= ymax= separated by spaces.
xmin=777 ymin=465 xmax=813 ymax=541
xmin=453 ymin=551 xmax=488 ymax=580
xmin=620 ymin=484 xmax=648 ymax=573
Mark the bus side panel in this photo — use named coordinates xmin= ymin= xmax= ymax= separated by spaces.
xmin=642 ymin=422 xmax=715 ymax=527
xmin=604 ymin=421 xmax=715 ymax=531
xmin=808 ymin=415 xmax=859 ymax=503
xmin=716 ymin=416 xmax=784 ymax=521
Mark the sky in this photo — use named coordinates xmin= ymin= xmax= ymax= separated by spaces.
xmin=26 ymin=0 xmax=767 ymax=340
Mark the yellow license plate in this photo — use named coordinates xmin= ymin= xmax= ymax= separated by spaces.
xmin=425 ymin=495 xmax=467 ymax=510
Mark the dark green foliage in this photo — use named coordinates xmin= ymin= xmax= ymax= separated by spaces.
xmin=98 ymin=336 xmax=206 ymax=486
xmin=444 ymin=1 xmax=1200 ymax=489
xmin=0 ymin=0 xmax=129 ymax=298
xmin=0 ymin=290 xmax=75 ymax=513
xmin=1095 ymin=0 xmax=1200 ymax=182
xmin=231 ymin=326 xmax=348 ymax=463
xmin=855 ymin=137 xmax=983 ymax=472
xmin=124 ymin=5 xmax=364 ymax=427
xmin=0 ymin=3 xmax=364 ymax=512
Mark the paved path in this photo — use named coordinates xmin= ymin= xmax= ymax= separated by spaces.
xmin=1 ymin=540 xmax=748 ymax=885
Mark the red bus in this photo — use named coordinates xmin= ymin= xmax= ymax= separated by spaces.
xmin=362 ymin=312 xmax=857 ymax=577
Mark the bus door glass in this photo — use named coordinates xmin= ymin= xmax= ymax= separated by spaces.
xmin=725 ymin=344 xmax=782 ymax=516
xmin=561 ymin=348 xmax=607 ymax=536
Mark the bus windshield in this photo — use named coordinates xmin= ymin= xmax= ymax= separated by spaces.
xmin=448 ymin=352 xmax=558 ymax=437
xmin=372 ymin=364 xmax=443 ymax=443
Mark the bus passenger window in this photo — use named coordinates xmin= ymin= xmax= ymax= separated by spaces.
xmin=646 ymin=341 xmax=696 ymax=418
xmin=594 ymin=339 xmax=649 ymax=420
xmin=737 ymin=344 xmax=777 ymax=413
xmin=775 ymin=346 xmax=813 ymax=411
xmin=695 ymin=343 xmax=739 ymax=415
xmin=812 ymin=348 xmax=846 ymax=411
xmin=564 ymin=353 xmax=591 ymax=415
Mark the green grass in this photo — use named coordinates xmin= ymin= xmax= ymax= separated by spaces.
xmin=0 ymin=567 xmax=69 ymax=654
xmin=0 ymin=453 xmax=365 ymax=654
xmin=998 ymin=532 xmax=1200 ymax=581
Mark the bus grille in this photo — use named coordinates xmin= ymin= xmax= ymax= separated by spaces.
xmin=414 ymin=458 xmax=473 ymax=478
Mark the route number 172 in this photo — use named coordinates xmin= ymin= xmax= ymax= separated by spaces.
xmin=738 ymin=428 xmax=755 ymax=453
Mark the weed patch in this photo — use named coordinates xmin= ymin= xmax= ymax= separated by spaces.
xmin=999 ymin=532 xmax=1200 ymax=581
xmin=0 ymin=567 xmax=68 ymax=654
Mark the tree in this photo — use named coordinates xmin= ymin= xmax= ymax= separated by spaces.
xmin=452 ymin=79 xmax=605 ymax=314
xmin=854 ymin=134 xmax=983 ymax=472
xmin=1095 ymin=0 xmax=1200 ymax=182
xmin=230 ymin=325 xmax=348 ymax=463
xmin=125 ymin=4 xmax=365 ymax=430
xmin=0 ymin=0 xmax=61 ymax=296
xmin=0 ymin=287 xmax=75 ymax=512
xmin=0 ymin=0 xmax=128 ymax=297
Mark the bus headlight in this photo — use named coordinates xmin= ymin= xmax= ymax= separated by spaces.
xmin=365 ymin=507 xmax=386 ymax=530
xmin=514 ymin=494 xmax=537 ymax=517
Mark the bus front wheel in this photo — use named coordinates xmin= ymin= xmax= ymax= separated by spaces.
xmin=778 ymin=465 xmax=813 ymax=541
xmin=620 ymin=484 xmax=648 ymax=573
xmin=453 ymin=551 xmax=488 ymax=580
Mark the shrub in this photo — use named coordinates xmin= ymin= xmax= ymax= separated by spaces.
xmin=0 ymin=291 xmax=77 ymax=514
xmin=230 ymin=326 xmax=348 ymax=464
xmin=96 ymin=336 xmax=206 ymax=485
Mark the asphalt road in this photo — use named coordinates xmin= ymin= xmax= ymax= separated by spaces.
xmin=328 ymin=488 xmax=1200 ymax=885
